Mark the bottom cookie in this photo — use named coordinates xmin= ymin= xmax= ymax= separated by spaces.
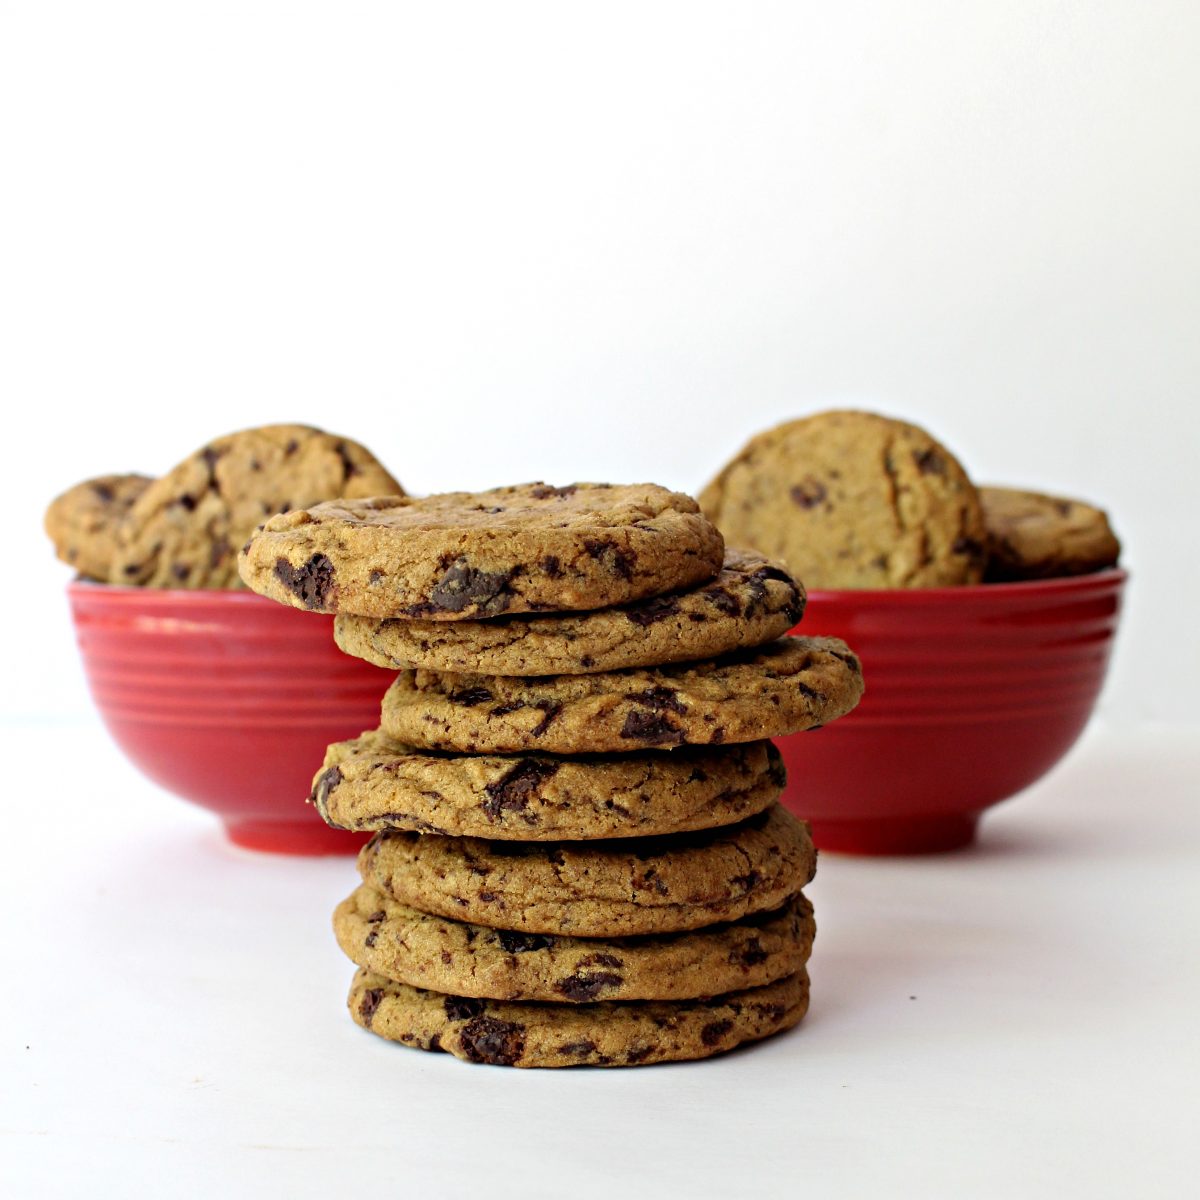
xmin=347 ymin=966 xmax=809 ymax=1068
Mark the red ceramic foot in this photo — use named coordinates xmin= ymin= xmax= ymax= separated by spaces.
xmin=806 ymin=813 xmax=980 ymax=855
xmin=224 ymin=819 xmax=371 ymax=856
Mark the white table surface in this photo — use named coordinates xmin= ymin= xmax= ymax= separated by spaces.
xmin=3 ymin=717 xmax=1196 ymax=1200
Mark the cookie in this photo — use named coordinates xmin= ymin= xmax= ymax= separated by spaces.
xmin=335 ymin=884 xmax=814 ymax=1003
xmin=359 ymin=804 xmax=815 ymax=937
xmin=333 ymin=549 xmax=804 ymax=676
xmin=237 ymin=483 xmax=724 ymax=618
xmin=312 ymin=729 xmax=785 ymax=840
xmin=699 ymin=410 xmax=986 ymax=588
xmin=378 ymin=636 xmax=863 ymax=754
xmin=110 ymin=424 xmax=402 ymax=588
xmin=981 ymin=486 xmax=1121 ymax=581
xmin=348 ymin=966 xmax=809 ymax=1067
xmin=44 ymin=473 xmax=152 ymax=581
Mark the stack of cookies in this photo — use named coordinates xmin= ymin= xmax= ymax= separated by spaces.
xmin=239 ymin=482 xmax=865 ymax=1068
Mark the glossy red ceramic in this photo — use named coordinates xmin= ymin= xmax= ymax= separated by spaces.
xmin=68 ymin=582 xmax=395 ymax=854
xmin=777 ymin=569 xmax=1126 ymax=854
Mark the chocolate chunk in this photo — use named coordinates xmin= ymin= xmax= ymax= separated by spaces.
xmin=482 ymin=760 xmax=560 ymax=821
xmin=364 ymin=930 xmax=378 ymax=948
xmin=496 ymin=929 xmax=553 ymax=953
xmin=176 ymin=494 xmax=197 ymax=512
xmin=91 ymin=482 xmax=115 ymax=503
xmin=731 ymin=869 xmax=760 ymax=891
xmin=789 ymin=478 xmax=827 ymax=509
xmin=429 ymin=560 xmax=515 ymax=616
xmin=702 ymin=586 xmax=741 ymax=616
xmin=448 ymin=686 xmax=493 ymax=707
xmin=625 ymin=1047 xmax=653 ymax=1064
xmin=443 ymin=995 xmax=485 ymax=1022
xmin=530 ymin=701 xmax=562 ymax=737
xmin=334 ymin=441 xmax=360 ymax=478
xmin=458 ymin=1015 xmax=526 ymax=1066
xmin=273 ymin=553 xmax=336 ymax=609
xmin=952 ymin=536 xmax=985 ymax=562
xmin=626 ymin=595 xmax=682 ymax=627
xmin=730 ymin=938 xmax=768 ymax=968
xmin=541 ymin=555 xmax=562 ymax=577
xmin=620 ymin=710 xmax=684 ymax=745
xmin=633 ymin=686 xmax=687 ymax=714
xmin=583 ymin=538 xmax=635 ymax=581
xmin=310 ymin=765 xmax=343 ymax=811
xmin=171 ymin=563 xmax=191 ymax=582
xmin=554 ymin=972 xmax=624 ymax=1002
xmin=358 ymin=988 xmax=384 ymax=1026
xmin=558 ymin=1040 xmax=596 ymax=1056
xmin=700 ymin=1019 xmax=733 ymax=1046
xmin=579 ymin=952 xmax=623 ymax=969
xmin=913 ymin=448 xmax=945 ymax=475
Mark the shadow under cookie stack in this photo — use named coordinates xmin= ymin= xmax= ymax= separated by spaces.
xmin=239 ymin=482 xmax=864 ymax=1068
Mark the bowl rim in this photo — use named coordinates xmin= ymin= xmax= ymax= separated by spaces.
xmin=805 ymin=566 xmax=1127 ymax=605
xmin=66 ymin=577 xmax=282 ymax=607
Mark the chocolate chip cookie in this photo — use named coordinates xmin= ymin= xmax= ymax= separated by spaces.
xmin=44 ymin=473 xmax=152 ymax=581
xmin=981 ymin=486 xmax=1121 ymax=581
xmin=333 ymin=549 xmax=804 ymax=676
xmin=359 ymin=804 xmax=815 ymax=937
xmin=312 ymin=729 xmax=784 ymax=840
xmin=378 ymin=636 xmax=863 ymax=754
xmin=335 ymin=884 xmax=814 ymax=1002
xmin=110 ymin=424 xmax=402 ymax=588
xmin=348 ymin=966 xmax=809 ymax=1067
xmin=700 ymin=410 xmax=986 ymax=587
xmin=237 ymin=483 xmax=725 ymax=618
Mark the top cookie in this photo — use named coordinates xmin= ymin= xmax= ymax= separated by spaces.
xmin=981 ymin=486 xmax=1121 ymax=581
xmin=333 ymin=549 xmax=804 ymax=675
xmin=700 ymin=410 xmax=986 ymax=588
xmin=44 ymin=473 xmax=152 ymax=582
xmin=110 ymin=424 xmax=403 ymax=588
xmin=238 ymin=483 xmax=725 ymax=619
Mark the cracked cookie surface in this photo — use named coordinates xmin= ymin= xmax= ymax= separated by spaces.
xmin=237 ymin=482 xmax=724 ymax=618
xmin=312 ymin=729 xmax=784 ymax=840
xmin=335 ymin=884 xmax=814 ymax=1002
xmin=700 ymin=410 xmax=985 ymax=588
xmin=110 ymin=424 xmax=402 ymax=588
xmin=348 ymin=966 xmax=809 ymax=1067
xmin=378 ymin=635 xmax=863 ymax=754
xmin=981 ymin=486 xmax=1120 ymax=580
xmin=359 ymin=803 xmax=815 ymax=937
xmin=333 ymin=549 xmax=804 ymax=676
xmin=44 ymin=473 xmax=152 ymax=581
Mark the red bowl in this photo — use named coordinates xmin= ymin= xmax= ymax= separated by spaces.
xmin=776 ymin=569 xmax=1127 ymax=854
xmin=68 ymin=581 xmax=395 ymax=855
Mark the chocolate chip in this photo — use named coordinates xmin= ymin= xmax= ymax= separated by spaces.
xmin=731 ymin=869 xmax=760 ymax=891
xmin=530 ymin=701 xmax=562 ymax=737
xmin=310 ymin=765 xmax=343 ymax=811
xmin=583 ymin=539 xmax=635 ymax=581
xmin=952 ymin=536 xmax=985 ymax=562
xmin=367 ymin=910 xmax=385 ymax=923
xmin=913 ymin=448 xmax=945 ymax=475
xmin=703 ymin=587 xmax=741 ymax=616
xmin=209 ymin=537 xmax=230 ymax=569
xmin=91 ymin=482 xmax=115 ymax=503
xmin=364 ymin=930 xmax=378 ymax=948
xmin=730 ymin=938 xmax=768 ymax=968
xmin=443 ymin=995 xmax=485 ymax=1022
xmin=789 ymin=478 xmax=827 ymax=509
xmin=176 ymin=494 xmax=197 ymax=512
xmin=273 ymin=553 xmax=336 ymax=609
xmin=625 ymin=1046 xmax=653 ymax=1064
xmin=369 ymin=569 xmax=384 ymax=585
xmin=482 ymin=760 xmax=561 ymax=822
xmin=529 ymin=484 xmax=578 ymax=500
xmin=358 ymin=988 xmax=385 ymax=1026
xmin=580 ymin=952 xmax=623 ymax=969
xmin=284 ymin=439 xmax=299 ymax=456
xmin=171 ymin=563 xmax=191 ymax=582
xmin=700 ymin=1019 xmax=733 ymax=1046
xmin=334 ymin=441 xmax=360 ymax=478
xmin=458 ymin=1016 xmax=526 ymax=1066
xmin=449 ymin=686 xmax=493 ymax=707
xmin=429 ymin=560 xmax=515 ymax=616
xmin=200 ymin=446 xmax=222 ymax=472
xmin=620 ymin=710 xmax=684 ymax=745
xmin=558 ymin=1040 xmax=596 ymax=1056
xmin=633 ymin=686 xmax=687 ymax=714
xmin=626 ymin=595 xmax=682 ymax=627
xmin=541 ymin=555 xmax=562 ymax=578
xmin=496 ymin=929 xmax=552 ymax=953
xmin=554 ymin=972 xmax=624 ymax=1002
xmin=687 ymin=765 xmax=709 ymax=783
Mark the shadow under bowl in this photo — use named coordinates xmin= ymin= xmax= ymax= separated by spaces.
xmin=776 ymin=569 xmax=1127 ymax=854
xmin=68 ymin=581 xmax=395 ymax=855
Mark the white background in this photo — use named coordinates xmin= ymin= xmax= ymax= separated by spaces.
xmin=2 ymin=4 xmax=1197 ymax=1198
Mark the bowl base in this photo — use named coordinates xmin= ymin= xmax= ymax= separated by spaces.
xmin=224 ymin=818 xmax=371 ymax=856
xmin=807 ymin=812 xmax=980 ymax=856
